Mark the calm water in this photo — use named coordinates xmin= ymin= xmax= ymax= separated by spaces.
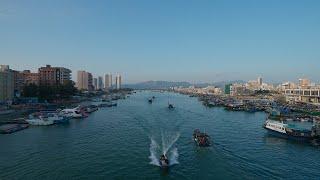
xmin=1 ymin=91 xmax=320 ymax=180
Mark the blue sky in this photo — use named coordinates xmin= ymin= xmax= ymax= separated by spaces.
xmin=1 ymin=0 xmax=319 ymax=84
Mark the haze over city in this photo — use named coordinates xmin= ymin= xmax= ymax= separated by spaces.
xmin=1 ymin=0 xmax=319 ymax=83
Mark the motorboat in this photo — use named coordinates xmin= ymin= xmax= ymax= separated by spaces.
xmin=193 ymin=129 xmax=211 ymax=147
xmin=159 ymin=154 xmax=169 ymax=168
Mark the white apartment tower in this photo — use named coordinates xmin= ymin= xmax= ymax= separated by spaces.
xmin=105 ymin=74 xmax=112 ymax=89
xmin=77 ymin=71 xmax=93 ymax=91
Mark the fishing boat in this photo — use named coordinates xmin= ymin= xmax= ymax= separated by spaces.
xmin=263 ymin=119 xmax=313 ymax=141
xmin=168 ymin=103 xmax=174 ymax=109
xmin=193 ymin=129 xmax=211 ymax=147
xmin=159 ymin=154 xmax=169 ymax=168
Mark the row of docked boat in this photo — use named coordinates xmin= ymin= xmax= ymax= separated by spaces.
xmin=24 ymin=105 xmax=101 ymax=126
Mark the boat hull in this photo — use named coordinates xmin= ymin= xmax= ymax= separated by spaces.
xmin=264 ymin=127 xmax=311 ymax=141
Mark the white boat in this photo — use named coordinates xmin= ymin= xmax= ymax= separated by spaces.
xmin=263 ymin=119 xmax=313 ymax=141
xmin=264 ymin=120 xmax=287 ymax=134
xmin=26 ymin=113 xmax=58 ymax=126
xmin=60 ymin=106 xmax=87 ymax=118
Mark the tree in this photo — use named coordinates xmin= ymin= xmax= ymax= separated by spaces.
xmin=22 ymin=83 xmax=39 ymax=97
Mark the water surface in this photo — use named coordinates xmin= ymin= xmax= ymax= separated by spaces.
xmin=0 ymin=91 xmax=319 ymax=179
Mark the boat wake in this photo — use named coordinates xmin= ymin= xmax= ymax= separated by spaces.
xmin=149 ymin=132 xmax=180 ymax=167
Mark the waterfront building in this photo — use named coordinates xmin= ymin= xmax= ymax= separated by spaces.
xmin=283 ymin=78 xmax=320 ymax=104
xmin=0 ymin=65 xmax=14 ymax=102
xmin=174 ymin=86 xmax=222 ymax=95
xmin=115 ymin=75 xmax=122 ymax=90
xmin=105 ymin=74 xmax=112 ymax=89
xmin=38 ymin=65 xmax=71 ymax=86
xmin=77 ymin=70 xmax=94 ymax=91
xmin=231 ymin=84 xmax=251 ymax=96
xmin=299 ymin=78 xmax=311 ymax=89
xmin=98 ymin=76 xmax=104 ymax=90
xmin=93 ymin=78 xmax=98 ymax=90
xmin=13 ymin=70 xmax=39 ymax=95
xmin=88 ymin=73 xmax=94 ymax=91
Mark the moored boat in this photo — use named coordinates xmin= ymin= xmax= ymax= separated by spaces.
xmin=85 ymin=105 xmax=99 ymax=113
xmin=0 ymin=124 xmax=29 ymax=134
xmin=26 ymin=113 xmax=57 ymax=126
xmin=263 ymin=119 xmax=313 ymax=141
xmin=60 ymin=106 xmax=88 ymax=118
xmin=98 ymin=102 xmax=117 ymax=108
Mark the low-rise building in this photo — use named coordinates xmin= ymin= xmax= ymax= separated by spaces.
xmin=283 ymin=78 xmax=320 ymax=104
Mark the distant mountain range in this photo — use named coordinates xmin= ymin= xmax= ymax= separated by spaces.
xmin=123 ymin=80 xmax=246 ymax=90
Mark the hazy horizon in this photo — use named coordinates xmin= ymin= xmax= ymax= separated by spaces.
xmin=1 ymin=0 xmax=319 ymax=83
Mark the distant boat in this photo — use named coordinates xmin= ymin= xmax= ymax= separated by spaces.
xmin=148 ymin=98 xmax=153 ymax=103
xmin=168 ymin=102 xmax=174 ymax=109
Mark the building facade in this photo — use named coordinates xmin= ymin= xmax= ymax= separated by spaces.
xmin=115 ymin=75 xmax=122 ymax=90
xmin=13 ymin=70 xmax=39 ymax=94
xmin=93 ymin=78 xmax=98 ymax=90
xmin=0 ymin=65 xmax=14 ymax=102
xmin=283 ymin=79 xmax=320 ymax=104
xmin=38 ymin=65 xmax=71 ymax=86
xmin=77 ymin=71 xmax=94 ymax=91
xmin=105 ymin=74 xmax=112 ymax=89
xmin=98 ymin=76 xmax=104 ymax=90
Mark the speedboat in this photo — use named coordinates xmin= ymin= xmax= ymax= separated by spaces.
xmin=159 ymin=154 xmax=169 ymax=168
xmin=193 ymin=129 xmax=211 ymax=147
xmin=148 ymin=98 xmax=153 ymax=103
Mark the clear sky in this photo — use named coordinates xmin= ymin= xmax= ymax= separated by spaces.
xmin=1 ymin=0 xmax=319 ymax=84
